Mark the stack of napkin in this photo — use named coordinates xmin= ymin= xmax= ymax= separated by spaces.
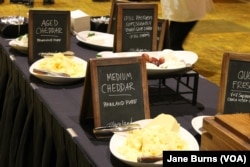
xmin=71 ymin=10 xmax=90 ymax=33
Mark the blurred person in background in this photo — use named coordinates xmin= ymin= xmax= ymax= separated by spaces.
xmin=161 ymin=0 xmax=214 ymax=50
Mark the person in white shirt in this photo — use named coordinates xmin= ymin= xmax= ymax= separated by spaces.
xmin=160 ymin=0 xmax=214 ymax=50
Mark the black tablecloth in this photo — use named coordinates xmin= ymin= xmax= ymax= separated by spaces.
xmin=0 ymin=35 xmax=218 ymax=167
xmin=0 ymin=36 xmax=130 ymax=167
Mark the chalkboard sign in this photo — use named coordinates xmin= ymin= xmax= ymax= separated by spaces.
xmin=217 ymin=52 xmax=250 ymax=114
xmin=107 ymin=0 xmax=130 ymax=34
xmin=114 ymin=3 xmax=157 ymax=52
xmin=28 ymin=10 xmax=71 ymax=64
xmin=80 ymin=57 xmax=150 ymax=128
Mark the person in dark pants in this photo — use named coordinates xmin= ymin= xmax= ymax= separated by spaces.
xmin=9 ymin=0 xmax=33 ymax=6
xmin=161 ymin=0 xmax=214 ymax=50
xmin=169 ymin=21 xmax=198 ymax=50
xmin=44 ymin=0 xmax=54 ymax=5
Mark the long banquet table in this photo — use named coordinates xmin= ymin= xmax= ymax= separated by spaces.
xmin=0 ymin=36 xmax=122 ymax=167
xmin=0 ymin=35 xmax=218 ymax=167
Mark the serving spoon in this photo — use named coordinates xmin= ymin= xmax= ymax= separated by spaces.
xmin=38 ymin=51 xmax=75 ymax=57
xmin=137 ymin=155 xmax=163 ymax=163
xmin=93 ymin=124 xmax=141 ymax=138
xmin=33 ymin=68 xmax=70 ymax=77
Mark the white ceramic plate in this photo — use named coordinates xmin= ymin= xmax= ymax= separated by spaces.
xmin=97 ymin=49 xmax=198 ymax=75
xmin=29 ymin=56 xmax=87 ymax=85
xmin=9 ymin=39 xmax=28 ymax=54
xmin=76 ymin=30 xmax=113 ymax=50
xmin=109 ymin=119 xmax=199 ymax=167
xmin=191 ymin=115 xmax=211 ymax=135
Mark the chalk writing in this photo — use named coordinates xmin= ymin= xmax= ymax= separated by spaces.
xmin=114 ymin=4 xmax=157 ymax=52
xmin=35 ymin=19 xmax=63 ymax=37
xmin=106 ymin=118 xmax=134 ymax=127
xmin=227 ymin=70 xmax=250 ymax=103
xmin=100 ymin=72 xmax=135 ymax=95
xmin=220 ymin=55 xmax=250 ymax=114
xmin=28 ymin=10 xmax=70 ymax=64
xmin=90 ymin=57 xmax=149 ymax=127
xmin=103 ymin=99 xmax=138 ymax=108
xmin=124 ymin=14 xmax=153 ymax=39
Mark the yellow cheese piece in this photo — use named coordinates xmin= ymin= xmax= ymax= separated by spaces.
xmin=145 ymin=113 xmax=180 ymax=132
xmin=118 ymin=114 xmax=187 ymax=162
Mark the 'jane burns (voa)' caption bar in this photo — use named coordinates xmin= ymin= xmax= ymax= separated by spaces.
xmin=163 ymin=151 xmax=249 ymax=166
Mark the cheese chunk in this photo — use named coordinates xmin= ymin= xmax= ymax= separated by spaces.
xmin=118 ymin=114 xmax=187 ymax=162
xmin=145 ymin=113 xmax=180 ymax=132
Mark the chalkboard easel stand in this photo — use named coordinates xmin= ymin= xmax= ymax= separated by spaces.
xmin=218 ymin=52 xmax=250 ymax=114
xmin=80 ymin=57 xmax=150 ymax=128
xmin=28 ymin=10 xmax=71 ymax=64
xmin=114 ymin=3 xmax=158 ymax=52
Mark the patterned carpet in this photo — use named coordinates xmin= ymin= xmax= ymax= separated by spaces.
xmin=1 ymin=0 xmax=250 ymax=86
xmin=186 ymin=0 xmax=250 ymax=86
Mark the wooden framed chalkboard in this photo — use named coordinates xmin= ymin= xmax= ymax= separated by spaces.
xmin=114 ymin=3 xmax=158 ymax=52
xmin=28 ymin=10 xmax=71 ymax=64
xmin=107 ymin=0 xmax=130 ymax=34
xmin=217 ymin=52 xmax=250 ymax=114
xmin=80 ymin=57 xmax=150 ymax=128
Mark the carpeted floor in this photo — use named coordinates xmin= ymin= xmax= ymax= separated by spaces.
xmin=1 ymin=0 xmax=250 ymax=86
xmin=186 ymin=0 xmax=250 ymax=86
